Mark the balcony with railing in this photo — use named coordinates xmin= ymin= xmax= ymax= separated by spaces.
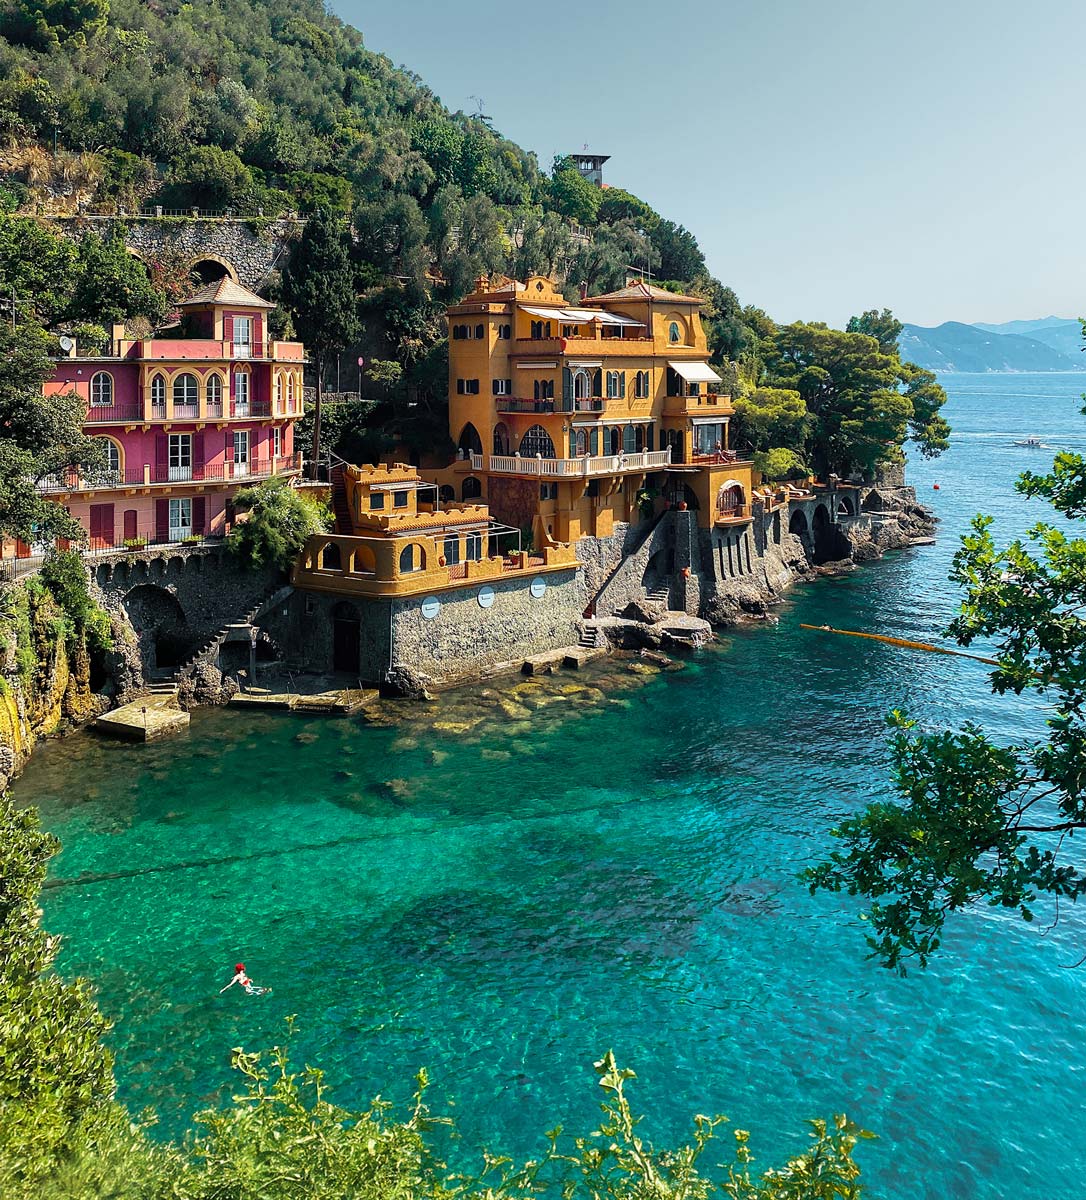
xmin=134 ymin=339 xmax=305 ymax=363
xmin=37 ymin=452 xmax=303 ymax=494
xmin=484 ymin=449 xmax=672 ymax=478
xmin=663 ymin=390 xmax=734 ymax=417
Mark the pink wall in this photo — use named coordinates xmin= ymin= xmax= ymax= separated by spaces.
xmin=48 ymin=361 xmax=141 ymax=406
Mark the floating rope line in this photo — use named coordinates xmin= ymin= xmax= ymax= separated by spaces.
xmin=799 ymin=624 xmax=1001 ymax=668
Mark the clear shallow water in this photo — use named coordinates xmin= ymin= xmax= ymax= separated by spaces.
xmin=18 ymin=372 xmax=1086 ymax=1199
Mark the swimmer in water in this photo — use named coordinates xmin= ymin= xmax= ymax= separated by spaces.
xmin=220 ymin=962 xmax=271 ymax=996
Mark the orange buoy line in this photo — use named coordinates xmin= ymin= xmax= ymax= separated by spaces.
xmin=799 ymin=624 xmax=1000 ymax=667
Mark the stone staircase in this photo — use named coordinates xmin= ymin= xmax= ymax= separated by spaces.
xmin=645 ymin=583 xmax=670 ymax=607
xmin=578 ymin=623 xmax=606 ymax=650
xmin=173 ymin=582 xmax=293 ymax=681
xmin=145 ymin=682 xmax=179 ymax=698
xmin=330 ymin=464 xmax=352 ymax=533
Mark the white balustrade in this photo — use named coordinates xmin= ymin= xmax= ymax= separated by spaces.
xmin=484 ymin=449 xmax=671 ymax=477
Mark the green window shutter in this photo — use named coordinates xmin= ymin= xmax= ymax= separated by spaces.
xmin=619 ymin=372 xmax=626 ymax=398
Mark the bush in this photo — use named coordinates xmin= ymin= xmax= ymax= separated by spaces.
xmin=226 ymin=476 xmax=330 ymax=571
xmin=38 ymin=549 xmax=112 ymax=654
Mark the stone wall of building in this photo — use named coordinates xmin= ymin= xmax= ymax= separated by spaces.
xmin=92 ymin=546 xmax=283 ymax=673
xmin=390 ymin=569 xmax=581 ymax=686
xmin=50 ymin=216 xmax=304 ymax=290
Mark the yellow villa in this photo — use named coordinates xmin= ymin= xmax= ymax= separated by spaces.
xmin=443 ymin=274 xmax=757 ymax=544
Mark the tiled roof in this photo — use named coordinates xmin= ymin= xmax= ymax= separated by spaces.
xmin=177 ymin=278 xmax=276 ymax=309
xmin=585 ymin=281 xmax=703 ymax=304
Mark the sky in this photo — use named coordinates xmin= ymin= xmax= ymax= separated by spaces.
xmin=330 ymin=0 xmax=1086 ymax=329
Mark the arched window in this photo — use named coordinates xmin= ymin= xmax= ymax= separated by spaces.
xmin=287 ymin=373 xmax=295 ymax=404
xmin=608 ymin=427 xmax=621 ymax=455
xmin=90 ymin=371 xmax=113 ymax=407
xmin=519 ymin=424 xmax=556 ymax=458
xmin=623 ymin=424 xmax=637 ymax=453
xmin=462 ymin=476 xmax=482 ymax=500
xmin=575 ymin=429 xmax=588 ymax=456
xmin=151 ymin=374 xmax=166 ymax=409
xmin=173 ymin=373 xmax=198 ymax=409
xmin=573 ymin=369 xmax=590 ymax=399
xmin=457 ymin=423 xmax=483 ymax=456
xmin=399 ymin=544 xmax=418 ymax=573
xmin=492 ymin=422 xmax=511 ymax=455
xmin=99 ymin=438 xmax=121 ymax=481
xmin=206 ymin=374 xmax=223 ymax=413
xmin=716 ymin=482 xmax=745 ymax=515
xmin=274 ymin=373 xmax=283 ymax=405
xmin=668 ymin=321 xmax=681 ymax=344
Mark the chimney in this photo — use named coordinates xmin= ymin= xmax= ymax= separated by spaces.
xmin=579 ymin=280 xmax=588 ymax=301
xmin=111 ymin=323 xmax=125 ymax=356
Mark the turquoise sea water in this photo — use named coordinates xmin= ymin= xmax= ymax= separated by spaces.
xmin=18 ymin=372 xmax=1086 ymax=1199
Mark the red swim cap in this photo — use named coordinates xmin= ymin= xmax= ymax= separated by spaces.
xmin=235 ymin=963 xmax=245 ymax=972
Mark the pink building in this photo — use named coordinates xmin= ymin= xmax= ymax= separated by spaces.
xmin=34 ymin=279 xmax=305 ymax=553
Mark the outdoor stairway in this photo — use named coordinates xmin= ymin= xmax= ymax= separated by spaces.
xmin=172 ymin=582 xmax=293 ymax=681
xmin=145 ymin=682 xmax=179 ymax=697
xmin=578 ymin=625 xmax=604 ymax=650
xmin=330 ymin=464 xmax=352 ymax=533
xmin=646 ymin=584 xmax=670 ymax=606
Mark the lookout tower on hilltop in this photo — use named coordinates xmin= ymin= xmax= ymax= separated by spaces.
xmin=571 ymin=149 xmax=609 ymax=187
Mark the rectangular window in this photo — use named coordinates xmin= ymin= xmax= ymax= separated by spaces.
xmin=233 ymin=430 xmax=249 ymax=475
xmin=539 ymin=482 xmax=558 ymax=501
xmin=273 ymin=426 xmax=282 ymax=458
xmin=457 ymin=379 xmax=480 ymax=395
xmin=233 ymin=316 xmax=253 ymax=358
xmin=393 ymin=490 xmax=409 ymax=508
xmin=370 ymin=491 xmax=385 ymax=509
xmin=168 ymin=497 xmax=192 ymax=542
xmin=465 ymin=532 xmax=482 ymax=561
xmin=168 ymin=434 xmax=192 ymax=481
xmin=493 ymin=379 xmax=511 ymax=396
xmin=234 ymin=371 xmax=250 ymax=413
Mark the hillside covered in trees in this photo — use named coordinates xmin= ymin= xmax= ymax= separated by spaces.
xmin=0 ymin=0 xmax=948 ymax=494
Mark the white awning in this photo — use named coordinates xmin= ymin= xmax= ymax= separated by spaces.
xmin=668 ymin=360 xmax=722 ymax=384
xmin=591 ymin=311 xmax=644 ymax=327
xmin=567 ymin=360 xmax=602 ymax=369
xmin=690 ymin=416 xmax=730 ymax=426
xmin=520 ymin=305 xmax=565 ymax=319
xmin=516 ymin=361 xmax=557 ymax=369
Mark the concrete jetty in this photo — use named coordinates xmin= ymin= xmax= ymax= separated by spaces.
xmin=94 ymin=690 xmax=190 ymax=741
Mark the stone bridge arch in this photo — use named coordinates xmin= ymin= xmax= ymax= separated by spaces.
xmin=52 ymin=216 xmax=304 ymax=290
xmin=93 ymin=546 xmax=283 ymax=676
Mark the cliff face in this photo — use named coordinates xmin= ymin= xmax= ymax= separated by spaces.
xmin=0 ymin=579 xmax=139 ymax=791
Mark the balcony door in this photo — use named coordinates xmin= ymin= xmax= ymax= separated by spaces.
xmin=168 ymin=434 xmax=192 ymax=482
xmin=168 ymin=498 xmax=192 ymax=543
xmin=233 ymin=316 xmax=253 ymax=358
xmin=233 ymin=430 xmax=250 ymax=476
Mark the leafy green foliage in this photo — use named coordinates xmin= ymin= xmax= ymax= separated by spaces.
xmin=226 ymin=476 xmax=329 ymax=571
xmin=761 ymin=320 xmax=948 ymax=477
xmin=38 ymin=548 xmax=112 ymax=653
xmin=67 ymin=229 xmax=164 ymax=325
xmin=0 ymin=320 xmax=104 ymax=543
xmin=732 ymin=387 xmax=810 ymax=457
xmin=753 ymin=447 xmax=807 ymax=481
xmin=0 ymin=214 xmax=78 ymax=326
xmin=548 ymin=157 xmax=601 ymax=225
xmin=808 ymin=413 xmax=1086 ymax=969
xmin=0 ymin=795 xmax=116 ymax=1196
xmin=845 ymin=308 xmax=902 ymax=355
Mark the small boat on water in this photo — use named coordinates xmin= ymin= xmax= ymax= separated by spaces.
xmin=1014 ymin=436 xmax=1048 ymax=448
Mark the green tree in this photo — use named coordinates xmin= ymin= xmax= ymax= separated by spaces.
xmin=567 ymin=219 xmax=659 ymax=295
xmin=226 ymin=476 xmax=329 ymax=570
xmin=807 ymin=427 xmax=1086 ymax=970
xmin=280 ymin=209 xmax=361 ymax=475
xmin=597 ymin=186 xmax=657 ymax=227
xmin=547 ymin=157 xmax=601 ymax=225
xmin=0 ymin=794 xmax=117 ymax=1195
xmin=732 ymin=387 xmax=809 ymax=456
xmin=649 ymin=219 xmax=705 ymax=282
xmin=68 ymin=230 xmax=166 ymax=326
xmin=0 ymin=216 xmax=77 ymax=328
xmin=0 ymin=322 xmax=104 ymax=544
xmin=763 ymin=323 xmax=907 ymax=476
xmin=846 ymin=308 xmax=903 ymax=355
xmin=900 ymin=362 xmax=952 ymax=457
xmin=165 ymin=146 xmax=254 ymax=210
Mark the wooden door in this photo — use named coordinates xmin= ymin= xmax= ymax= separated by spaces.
xmin=89 ymin=503 xmax=115 ymax=550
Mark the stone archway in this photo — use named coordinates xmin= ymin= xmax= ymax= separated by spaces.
xmin=190 ymin=255 xmax=239 ymax=284
xmin=789 ymin=509 xmax=808 ymax=535
xmin=123 ymin=584 xmax=196 ymax=671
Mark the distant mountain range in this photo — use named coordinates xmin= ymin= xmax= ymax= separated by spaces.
xmin=899 ymin=316 xmax=1085 ymax=372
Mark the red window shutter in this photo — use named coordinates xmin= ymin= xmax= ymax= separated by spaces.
xmin=155 ymin=433 xmax=168 ymax=482
xmin=224 ymin=315 xmax=234 ymax=342
xmin=123 ymin=509 xmax=137 ymax=541
xmin=193 ymin=431 xmax=205 ymax=477
xmin=89 ymin=503 xmax=114 ymax=548
xmin=155 ymin=498 xmax=170 ymax=543
xmin=192 ymin=496 xmax=206 ymax=535
xmin=283 ymin=425 xmax=292 ymax=455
